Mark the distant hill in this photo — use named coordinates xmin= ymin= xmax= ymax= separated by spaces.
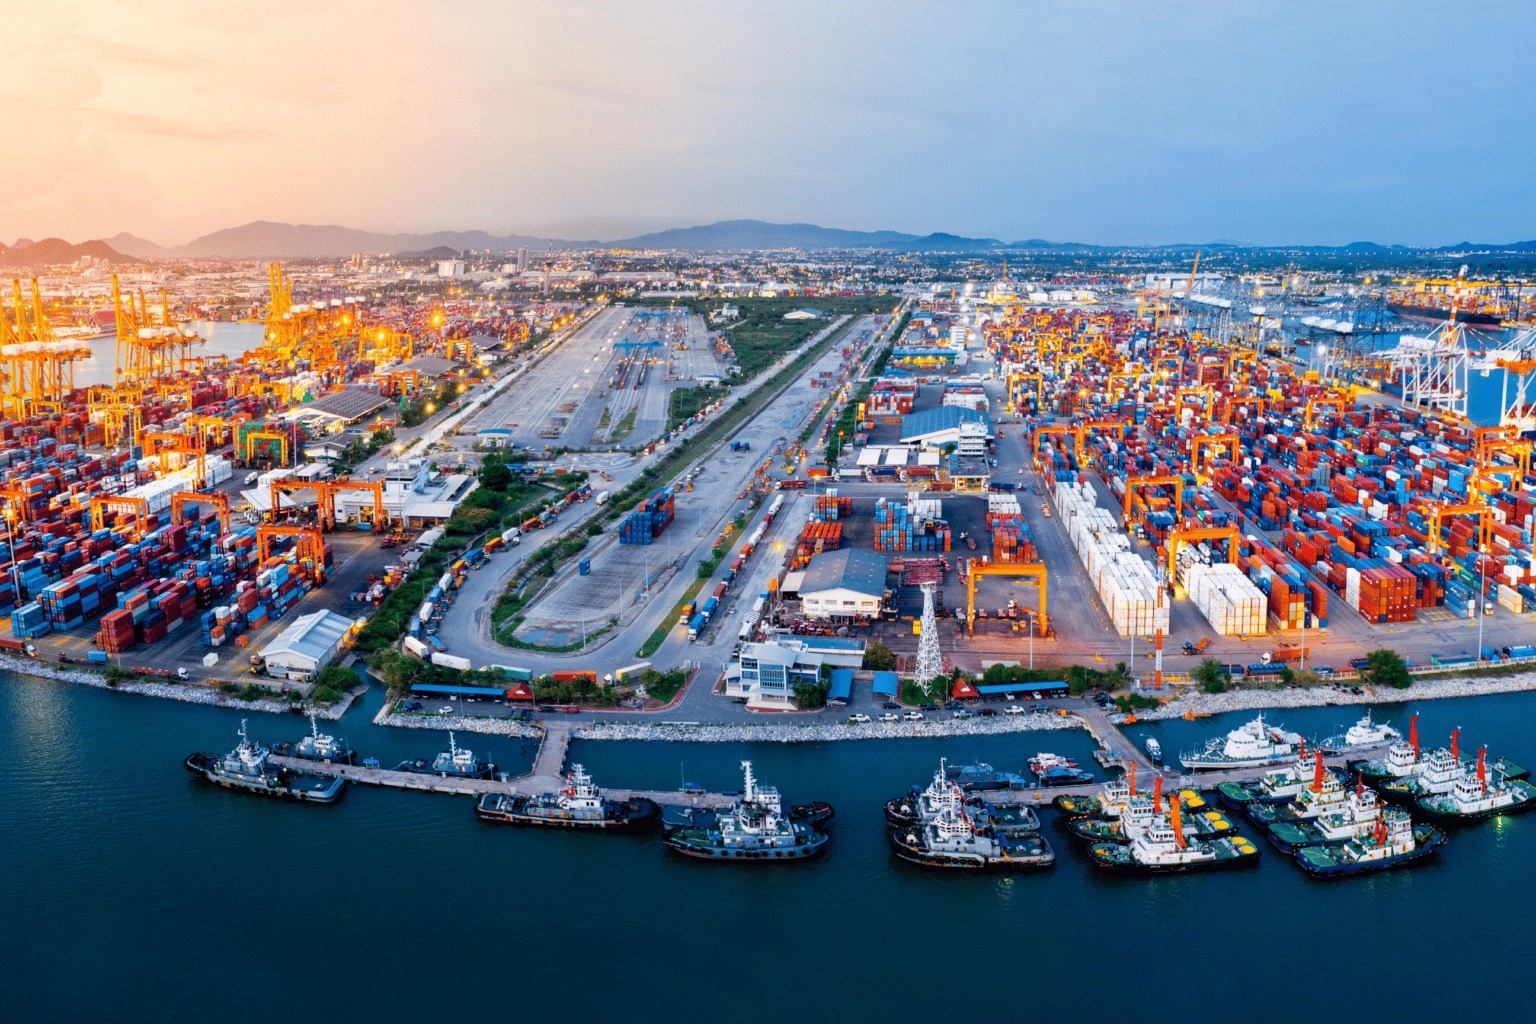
xmin=610 ymin=219 xmax=1003 ymax=251
xmin=160 ymin=221 xmax=578 ymax=259
xmin=396 ymin=245 xmax=460 ymax=260
xmin=0 ymin=238 xmax=136 ymax=266
xmin=104 ymin=232 xmax=179 ymax=260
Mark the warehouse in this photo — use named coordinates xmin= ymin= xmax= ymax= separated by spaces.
xmin=278 ymin=387 xmax=388 ymax=432
xmin=899 ymin=406 xmax=992 ymax=457
xmin=798 ymin=548 xmax=889 ymax=620
xmin=259 ymin=610 xmax=358 ymax=681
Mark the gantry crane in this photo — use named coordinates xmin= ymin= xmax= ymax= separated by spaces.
xmin=1124 ymin=475 xmax=1185 ymax=529
xmin=140 ymin=431 xmax=207 ymax=488
xmin=0 ymin=278 xmax=92 ymax=418
xmin=1165 ymin=523 xmax=1241 ymax=581
xmin=170 ymin=491 xmax=230 ymax=535
xmin=1304 ymin=392 xmax=1353 ymax=431
xmin=965 ymin=559 xmax=1049 ymax=636
xmin=270 ymin=478 xmax=387 ymax=530
xmin=1421 ymin=501 xmax=1495 ymax=556
xmin=89 ymin=495 xmax=150 ymax=537
xmin=1190 ymin=433 xmax=1241 ymax=485
xmin=255 ymin=524 xmax=327 ymax=583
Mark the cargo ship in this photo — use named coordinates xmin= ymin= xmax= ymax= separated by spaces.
xmin=664 ymin=762 xmax=829 ymax=862
xmin=1180 ymin=714 xmax=1303 ymax=771
xmin=272 ymin=712 xmax=356 ymax=765
xmin=395 ymin=731 xmax=496 ymax=780
xmin=475 ymin=764 xmax=659 ymax=830
xmin=184 ymin=720 xmax=345 ymax=803
xmin=889 ymin=790 xmax=1054 ymax=871
xmin=1387 ymin=299 xmax=1505 ymax=327
xmin=1293 ymin=807 xmax=1445 ymax=878
xmin=1086 ymin=795 xmax=1260 ymax=875
xmin=1415 ymin=747 xmax=1536 ymax=822
xmin=1267 ymin=778 xmax=1385 ymax=853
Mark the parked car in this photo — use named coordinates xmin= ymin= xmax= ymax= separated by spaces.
xmin=904 ymin=711 xmax=923 ymax=722
xmin=978 ymin=708 xmax=997 ymax=717
xmin=878 ymin=713 xmax=899 ymax=722
xmin=883 ymin=701 xmax=901 ymax=710
xmin=849 ymin=713 xmax=871 ymax=723
xmin=920 ymin=703 xmax=940 ymax=712
xmin=1004 ymin=705 xmax=1024 ymax=715
xmin=952 ymin=710 xmax=973 ymax=719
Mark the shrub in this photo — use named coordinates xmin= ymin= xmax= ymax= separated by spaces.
xmin=1366 ymin=648 xmax=1411 ymax=689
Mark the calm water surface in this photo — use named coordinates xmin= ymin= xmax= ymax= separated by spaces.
xmin=4 ymin=674 xmax=1536 ymax=1022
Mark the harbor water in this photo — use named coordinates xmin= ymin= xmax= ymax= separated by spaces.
xmin=6 ymin=672 xmax=1536 ymax=1021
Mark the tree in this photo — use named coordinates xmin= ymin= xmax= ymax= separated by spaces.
xmin=1194 ymin=658 xmax=1227 ymax=694
xmin=478 ymin=454 xmax=513 ymax=493
xmin=793 ymin=680 xmax=829 ymax=709
xmin=863 ymin=639 xmax=896 ymax=671
xmin=376 ymin=648 xmax=424 ymax=695
xmin=1366 ymin=648 xmax=1412 ymax=689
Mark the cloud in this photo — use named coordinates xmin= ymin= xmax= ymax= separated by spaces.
xmin=80 ymin=108 xmax=274 ymax=142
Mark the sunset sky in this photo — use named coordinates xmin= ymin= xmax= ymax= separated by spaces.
xmin=4 ymin=0 xmax=1534 ymax=246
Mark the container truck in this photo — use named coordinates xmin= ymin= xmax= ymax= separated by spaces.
xmin=430 ymin=652 xmax=473 ymax=671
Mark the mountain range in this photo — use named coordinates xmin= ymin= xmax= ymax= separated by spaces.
xmin=12 ymin=219 xmax=1536 ymax=262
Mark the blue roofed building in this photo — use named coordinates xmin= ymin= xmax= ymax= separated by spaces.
xmin=899 ymin=406 xmax=992 ymax=457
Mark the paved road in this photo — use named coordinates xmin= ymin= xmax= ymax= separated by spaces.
xmin=434 ymin=315 xmax=878 ymax=684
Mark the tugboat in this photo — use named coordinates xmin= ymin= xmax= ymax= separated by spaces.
xmin=1416 ymin=747 xmax=1536 ymax=822
xmin=273 ymin=712 xmax=356 ymax=765
xmin=664 ymin=762 xmax=829 ymax=862
xmin=1086 ymin=794 xmax=1260 ymax=874
xmin=1320 ymin=712 xmax=1401 ymax=754
xmin=889 ymin=788 xmax=1054 ymax=871
xmin=1028 ymin=753 xmax=1079 ymax=773
xmin=1217 ymin=741 xmax=1342 ymax=811
xmin=790 ymin=801 xmax=836 ymax=829
xmin=1293 ymin=807 xmax=1446 ymax=878
xmin=1268 ymin=776 xmax=1384 ymax=854
xmin=395 ymin=731 xmax=497 ymax=780
xmin=1054 ymin=766 xmax=1137 ymax=818
xmin=1378 ymin=729 xmax=1468 ymax=803
xmin=1069 ymin=777 xmax=1235 ymax=844
xmin=184 ymin=720 xmax=345 ymax=803
xmin=886 ymin=761 xmax=1040 ymax=834
xmin=1355 ymin=713 xmax=1424 ymax=785
xmin=1249 ymin=752 xmax=1351 ymax=826
xmin=476 ymin=764 xmax=659 ymax=830
xmin=1180 ymin=714 xmax=1303 ymax=771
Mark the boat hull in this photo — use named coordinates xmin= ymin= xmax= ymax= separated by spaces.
xmin=888 ymin=832 xmax=1054 ymax=871
xmin=183 ymin=753 xmax=345 ymax=803
xmin=1086 ymin=842 xmax=1260 ymax=875
xmin=1414 ymin=792 xmax=1536 ymax=823
xmin=1294 ymin=829 xmax=1446 ymax=878
xmin=664 ymin=832 xmax=828 ymax=862
xmin=475 ymin=796 xmax=660 ymax=831
xmin=1387 ymin=302 xmax=1504 ymax=327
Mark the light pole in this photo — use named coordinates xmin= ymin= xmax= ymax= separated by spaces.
xmin=1028 ymin=613 xmax=1035 ymax=671
xmin=1477 ymin=544 xmax=1487 ymax=662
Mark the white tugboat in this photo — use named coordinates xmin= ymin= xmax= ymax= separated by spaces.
xmin=1417 ymin=747 xmax=1536 ymax=821
xmin=185 ymin=720 xmax=345 ymax=803
xmin=1070 ymin=776 xmax=1235 ymax=844
xmin=1268 ymin=777 xmax=1384 ymax=852
xmin=885 ymin=760 xmax=1040 ymax=834
xmin=1180 ymin=714 xmax=1303 ymax=771
xmin=1087 ymin=794 xmax=1260 ymax=874
xmin=1357 ymin=713 xmax=1424 ymax=784
xmin=665 ymin=762 xmax=829 ymax=862
xmin=1218 ymin=741 xmax=1341 ymax=810
xmin=477 ymin=764 xmax=659 ymax=830
xmin=889 ymin=784 xmax=1055 ymax=870
xmin=1250 ymin=752 xmax=1352 ymax=825
xmin=1295 ymin=806 xmax=1445 ymax=878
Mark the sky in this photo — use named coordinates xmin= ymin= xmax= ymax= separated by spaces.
xmin=3 ymin=0 xmax=1534 ymax=247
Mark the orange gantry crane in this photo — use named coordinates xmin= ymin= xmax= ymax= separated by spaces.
xmin=1124 ymin=475 xmax=1185 ymax=528
xmin=1190 ymin=433 xmax=1241 ymax=484
xmin=1304 ymin=392 xmax=1353 ymax=431
xmin=170 ymin=491 xmax=230 ymax=535
xmin=270 ymin=477 xmax=387 ymax=530
xmin=140 ymin=431 xmax=208 ymax=488
xmin=1421 ymin=501 xmax=1495 ymax=556
xmin=89 ymin=495 xmax=150 ymax=537
xmin=1165 ymin=523 xmax=1242 ymax=581
xmin=965 ymin=560 xmax=1049 ymax=636
xmin=255 ymin=524 xmax=327 ymax=583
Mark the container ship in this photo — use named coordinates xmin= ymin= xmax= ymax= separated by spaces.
xmin=184 ymin=720 xmax=345 ymax=803
xmin=1387 ymin=299 xmax=1505 ymax=327
xmin=664 ymin=762 xmax=829 ymax=862
xmin=475 ymin=764 xmax=658 ymax=830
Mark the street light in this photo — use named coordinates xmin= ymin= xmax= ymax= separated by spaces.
xmin=1478 ymin=544 xmax=1488 ymax=663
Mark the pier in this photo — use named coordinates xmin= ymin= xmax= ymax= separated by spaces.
xmin=270 ymin=718 xmax=734 ymax=808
